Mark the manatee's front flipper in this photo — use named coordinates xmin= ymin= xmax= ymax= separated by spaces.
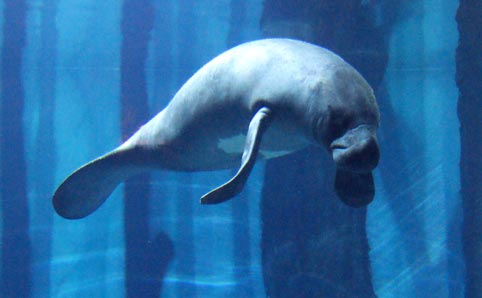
xmin=53 ymin=148 xmax=144 ymax=219
xmin=334 ymin=169 xmax=375 ymax=207
xmin=201 ymin=107 xmax=272 ymax=204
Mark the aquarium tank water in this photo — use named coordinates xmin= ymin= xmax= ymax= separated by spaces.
xmin=0 ymin=0 xmax=480 ymax=297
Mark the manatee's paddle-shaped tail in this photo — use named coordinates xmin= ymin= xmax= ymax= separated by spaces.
xmin=200 ymin=107 xmax=272 ymax=204
xmin=53 ymin=147 xmax=146 ymax=219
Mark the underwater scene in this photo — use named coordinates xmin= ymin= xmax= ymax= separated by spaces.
xmin=0 ymin=0 xmax=481 ymax=297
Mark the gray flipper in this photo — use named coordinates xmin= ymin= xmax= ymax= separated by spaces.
xmin=334 ymin=169 xmax=375 ymax=207
xmin=201 ymin=107 xmax=272 ymax=204
xmin=52 ymin=148 xmax=144 ymax=219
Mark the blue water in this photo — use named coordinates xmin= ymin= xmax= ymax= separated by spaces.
xmin=0 ymin=0 xmax=478 ymax=297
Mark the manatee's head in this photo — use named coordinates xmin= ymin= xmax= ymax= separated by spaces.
xmin=330 ymin=124 xmax=379 ymax=173
xmin=313 ymin=66 xmax=380 ymax=207
xmin=330 ymin=123 xmax=379 ymax=208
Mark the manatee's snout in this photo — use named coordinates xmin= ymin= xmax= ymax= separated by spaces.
xmin=330 ymin=124 xmax=379 ymax=173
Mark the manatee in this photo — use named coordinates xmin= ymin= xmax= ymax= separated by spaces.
xmin=53 ymin=38 xmax=380 ymax=219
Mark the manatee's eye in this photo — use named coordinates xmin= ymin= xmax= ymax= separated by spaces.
xmin=325 ymin=108 xmax=352 ymax=144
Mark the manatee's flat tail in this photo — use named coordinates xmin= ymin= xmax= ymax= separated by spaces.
xmin=53 ymin=148 xmax=146 ymax=219
xmin=200 ymin=107 xmax=272 ymax=204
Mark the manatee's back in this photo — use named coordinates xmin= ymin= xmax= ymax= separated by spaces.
xmin=158 ymin=38 xmax=346 ymax=142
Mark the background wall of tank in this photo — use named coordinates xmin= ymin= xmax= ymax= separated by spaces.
xmin=0 ymin=0 xmax=478 ymax=297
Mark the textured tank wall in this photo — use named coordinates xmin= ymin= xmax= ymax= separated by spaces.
xmin=50 ymin=1 xmax=124 ymax=297
xmin=456 ymin=1 xmax=482 ymax=297
xmin=368 ymin=0 xmax=462 ymax=297
xmin=1 ymin=0 xmax=30 ymax=296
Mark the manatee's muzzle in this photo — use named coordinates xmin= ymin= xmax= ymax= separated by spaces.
xmin=330 ymin=124 xmax=379 ymax=173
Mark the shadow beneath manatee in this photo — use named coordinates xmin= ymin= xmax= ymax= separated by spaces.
xmin=261 ymin=146 xmax=376 ymax=298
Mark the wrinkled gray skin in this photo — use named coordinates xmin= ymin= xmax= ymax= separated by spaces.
xmin=53 ymin=38 xmax=380 ymax=219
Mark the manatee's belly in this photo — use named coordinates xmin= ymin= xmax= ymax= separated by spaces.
xmin=166 ymin=120 xmax=310 ymax=172
xmin=217 ymin=133 xmax=293 ymax=159
xmin=216 ymin=129 xmax=308 ymax=159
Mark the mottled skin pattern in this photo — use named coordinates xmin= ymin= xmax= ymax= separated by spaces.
xmin=53 ymin=38 xmax=380 ymax=219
